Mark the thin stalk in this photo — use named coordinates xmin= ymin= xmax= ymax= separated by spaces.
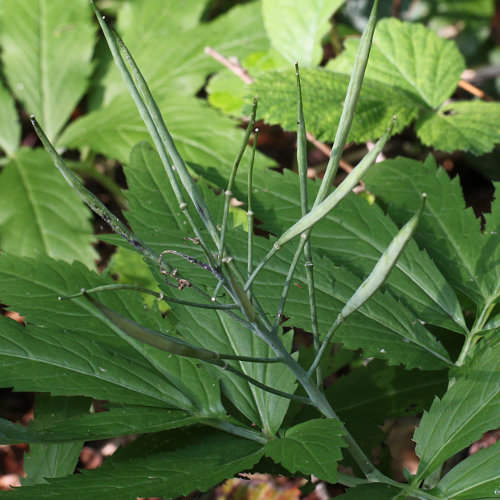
xmin=108 ymin=21 xmax=220 ymax=248
xmin=204 ymin=419 xmax=267 ymax=444
xmin=247 ymin=128 xmax=258 ymax=299
xmin=219 ymin=363 xmax=312 ymax=405
xmin=60 ymin=284 xmax=240 ymax=311
xmin=91 ymin=7 xmax=215 ymax=267
xmin=211 ymin=280 xmax=224 ymax=301
xmin=219 ymin=98 xmax=258 ymax=263
xmin=245 ymin=119 xmax=394 ymax=290
xmin=296 ymin=63 xmax=322 ymax=387
xmin=314 ymin=0 xmax=379 ymax=205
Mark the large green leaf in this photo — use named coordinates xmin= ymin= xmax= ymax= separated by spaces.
xmin=417 ymin=101 xmax=500 ymax=155
xmin=22 ymin=395 xmax=90 ymax=485
xmin=95 ymin=2 xmax=268 ymax=105
xmin=0 ymin=80 xmax=20 ymax=156
xmin=0 ymin=315 xmax=191 ymax=410
xmin=0 ymin=148 xmax=96 ymax=267
xmin=251 ymin=67 xmax=417 ymax=143
xmin=336 ymin=483 xmax=404 ymax=499
xmin=4 ymin=429 xmax=264 ymax=499
xmin=59 ymin=93 xmax=272 ymax=169
xmin=330 ymin=18 xmax=464 ymax=109
xmin=261 ymin=0 xmax=344 ymax=66
xmin=122 ymin=143 xmax=451 ymax=371
xmin=364 ymin=156 xmax=497 ymax=306
xmin=0 ymin=408 xmax=207 ymax=444
xmin=414 ymin=342 xmax=500 ymax=481
xmin=0 ymin=0 xmax=95 ymax=141
xmin=264 ymin=418 xmax=345 ymax=482
xmin=432 ymin=440 xmax=500 ymax=499
xmin=195 ymin=161 xmax=466 ymax=334
xmin=328 ymin=18 xmax=500 ymax=154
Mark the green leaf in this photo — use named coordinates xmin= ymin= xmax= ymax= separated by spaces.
xmin=59 ymin=93 xmax=272 ymax=169
xmin=336 ymin=483 xmax=404 ymax=499
xmin=196 ymin=162 xmax=466 ymax=334
xmin=364 ymin=156 xmax=496 ymax=306
xmin=0 ymin=80 xmax=20 ymax=155
xmin=0 ymin=148 xmax=97 ymax=267
xmin=22 ymin=395 xmax=90 ymax=485
xmin=433 ymin=440 xmax=500 ymax=499
xmin=251 ymin=67 xmax=417 ymax=143
xmin=0 ymin=0 xmax=96 ymax=141
xmin=0 ymin=408 xmax=207 ymax=444
xmin=417 ymin=101 xmax=500 ymax=155
xmin=265 ymin=418 xmax=345 ymax=482
xmin=95 ymin=2 xmax=268 ymax=105
xmin=330 ymin=18 xmax=464 ymax=109
xmin=4 ymin=429 xmax=264 ymax=499
xmin=414 ymin=342 xmax=500 ymax=481
xmin=261 ymin=0 xmax=345 ymax=66
xmin=0 ymin=315 xmax=193 ymax=411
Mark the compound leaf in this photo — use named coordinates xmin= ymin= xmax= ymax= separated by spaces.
xmin=0 ymin=0 xmax=95 ymax=141
xmin=261 ymin=0 xmax=345 ymax=67
xmin=364 ymin=156 xmax=496 ymax=306
xmin=433 ymin=440 xmax=500 ymax=499
xmin=0 ymin=148 xmax=96 ymax=267
xmin=414 ymin=342 xmax=500 ymax=481
xmin=4 ymin=429 xmax=263 ymax=499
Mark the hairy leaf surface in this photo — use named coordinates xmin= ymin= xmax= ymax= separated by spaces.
xmin=3 ymin=429 xmax=263 ymax=499
xmin=414 ymin=342 xmax=500 ymax=481
xmin=0 ymin=149 xmax=96 ymax=267
xmin=0 ymin=0 xmax=95 ymax=141
xmin=264 ymin=418 xmax=345 ymax=482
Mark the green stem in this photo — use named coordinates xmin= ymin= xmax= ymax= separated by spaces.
xmin=308 ymin=316 xmax=343 ymax=377
xmin=219 ymin=98 xmax=258 ymax=264
xmin=204 ymin=419 xmax=267 ymax=445
xmin=247 ymin=128 xmax=258 ymax=299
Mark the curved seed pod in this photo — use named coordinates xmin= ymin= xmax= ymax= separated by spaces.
xmin=84 ymin=293 xmax=220 ymax=361
xmin=341 ymin=193 xmax=427 ymax=318
xmin=276 ymin=117 xmax=395 ymax=249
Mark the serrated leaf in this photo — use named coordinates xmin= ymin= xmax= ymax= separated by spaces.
xmin=261 ymin=0 xmax=344 ymax=67
xmin=59 ymin=93 xmax=272 ymax=169
xmin=0 ymin=149 xmax=97 ymax=267
xmin=95 ymin=2 xmax=267 ymax=105
xmin=0 ymin=0 xmax=95 ymax=141
xmin=22 ymin=395 xmax=90 ymax=485
xmin=195 ymin=162 xmax=466 ymax=334
xmin=414 ymin=342 xmax=500 ymax=481
xmin=0 ymin=80 xmax=20 ymax=155
xmin=251 ymin=68 xmax=417 ymax=143
xmin=363 ymin=156 xmax=495 ymax=306
xmin=0 ymin=408 xmax=207 ymax=444
xmin=433 ymin=440 xmax=500 ymax=499
xmin=336 ymin=483 xmax=404 ymax=499
xmin=264 ymin=418 xmax=345 ymax=482
xmin=416 ymin=101 xmax=500 ymax=154
xmin=0 ymin=315 xmax=192 ymax=410
xmin=330 ymin=18 xmax=464 ymax=109
xmin=4 ymin=429 xmax=264 ymax=499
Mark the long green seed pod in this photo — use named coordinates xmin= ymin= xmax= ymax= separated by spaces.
xmin=308 ymin=193 xmax=428 ymax=376
xmin=245 ymin=118 xmax=395 ymax=290
xmin=314 ymin=0 xmax=380 ymax=205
